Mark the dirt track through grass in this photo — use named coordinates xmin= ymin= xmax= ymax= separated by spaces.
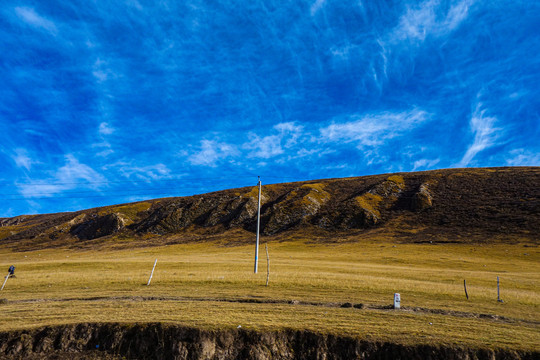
xmin=6 ymin=295 xmax=539 ymax=326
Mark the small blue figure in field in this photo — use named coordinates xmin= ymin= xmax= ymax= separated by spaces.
xmin=8 ymin=265 xmax=15 ymax=277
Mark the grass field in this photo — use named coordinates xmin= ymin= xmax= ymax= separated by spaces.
xmin=0 ymin=237 xmax=538 ymax=351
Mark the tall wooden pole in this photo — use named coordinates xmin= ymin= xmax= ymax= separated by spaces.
xmin=0 ymin=275 xmax=8 ymax=291
xmin=265 ymin=243 xmax=270 ymax=286
xmin=147 ymin=259 xmax=157 ymax=286
xmin=254 ymin=177 xmax=261 ymax=274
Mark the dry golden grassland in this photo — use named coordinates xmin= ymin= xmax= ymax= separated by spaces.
xmin=0 ymin=238 xmax=538 ymax=351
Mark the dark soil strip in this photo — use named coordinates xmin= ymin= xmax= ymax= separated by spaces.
xmin=0 ymin=322 xmax=538 ymax=360
xmin=4 ymin=295 xmax=538 ymax=326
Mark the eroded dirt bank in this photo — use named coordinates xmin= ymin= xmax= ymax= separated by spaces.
xmin=0 ymin=323 xmax=537 ymax=360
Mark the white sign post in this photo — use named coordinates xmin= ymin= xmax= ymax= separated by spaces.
xmin=394 ymin=293 xmax=401 ymax=309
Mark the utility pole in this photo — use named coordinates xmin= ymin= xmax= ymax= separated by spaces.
xmin=147 ymin=259 xmax=157 ymax=286
xmin=254 ymin=176 xmax=261 ymax=274
xmin=1 ymin=275 xmax=8 ymax=291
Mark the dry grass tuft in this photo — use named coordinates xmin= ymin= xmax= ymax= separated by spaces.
xmin=387 ymin=175 xmax=405 ymax=187
xmin=98 ymin=202 xmax=152 ymax=220
xmin=355 ymin=193 xmax=383 ymax=217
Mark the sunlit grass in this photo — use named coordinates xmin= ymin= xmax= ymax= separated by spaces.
xmin=0 ymin=239 xmax=538 ymax=350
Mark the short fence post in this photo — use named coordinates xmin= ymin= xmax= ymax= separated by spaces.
xmin=463 ymin=279 xmax=469 ymax=300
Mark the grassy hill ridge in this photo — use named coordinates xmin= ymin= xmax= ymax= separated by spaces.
xmin=1 ymin=167 xmax=538 ymax=249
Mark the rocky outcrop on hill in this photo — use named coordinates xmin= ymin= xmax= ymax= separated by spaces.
xmin=70 ymin=213 xmax=127 ymax=240
xmin=0 ymin=167 xmax=539 ymax=248
xmin=0 ymin=323 xmax=537 ymax=360
xmin=135 ymin=191 xmax=264 ymax=234
xmin=262 ymin=184 xmax=330 ymax=234
xmin=0 ymin=216 xmax=33 ymax=227
xmin=411 ymin=183 xmax=434 ymax=211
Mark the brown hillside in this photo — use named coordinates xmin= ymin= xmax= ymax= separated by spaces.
xmin=1 ymin=167 xmax=538 ymax=250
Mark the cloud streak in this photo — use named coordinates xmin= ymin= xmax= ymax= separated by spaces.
xmin=110 ymin=162 xmax=172 ymax=181
xmin=457 ymin=102 xmax=500 ymax=167
xmin=14 ymin=7 xmax=58 ymax=34
xmin=244 ymin=122 xmax=305 ymax=159
xmin=389 ymin=0 xmax=474 ymax=43
xmin=11 ymin=148 xmax=35 ymax=171
xmin=189 ymin=140 xmax=238 ymax=167
xmin=310 ymin=0 xmax=327 ymax=16
xmin=99 ymin=122 xmax=114 ymax=135
xmin=320 ymin=109 xmax=430 ymax=147
xmin=17 ymin=155 xmax=105 ymax=198
xmin=505 ymin=149 xmax=540 ymax=166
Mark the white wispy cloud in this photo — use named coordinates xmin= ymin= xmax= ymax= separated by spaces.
xmin=99 ymin=122 xmax=115 ymax=135
xmin=330 ymin=44 xmax=355 ymax=61
xmin=327 ymin=1 xmax=474 ymax=96
xmin=320 ymin=109 xmax=430 ymax=147
xmin=445 ymin=0 xmax=474 ymax=32
xmin=56 ymin=155 xmax=104 ymax=183
xmin=505 ymin=149 xmax=540 ymax=166
xmin=183 ymin=123 xmax=306 ymax=166
xmin=310 ymin=0 xmax=327 ymax=16
xmin=92 ymin=58 xmax=120 ymax=83
xmin=17 ymin=155 xmax=105 ymax=198
xmin=189 ymin=140 xmax=238 ymax=167
xmin=274 ymin=122 xmax=303 ymax=133
xmin=92 ymin=123 xmax=115 ymax=157
xmin=244 ymin=134 xmax=283 ymax=159
xmin=14 ymin=7 xmax=58 ymax=35
xmin=412 ymin=158 xmax=440 ymax=171
xmin=244 ymin=122 xmax=305 ymax=159
xmin=389 ymin=0 xmax=474 ymax=43
xmin=274 ymin=122 xmax=304 ymax=147
xmin=112 ymin=162 xmax=172 ymax=181
xmin=126 ymin=0 xmax=143 ymax=11
xmin=92 ymin=142 xmax=114 ymax=158
xmin=457 ymin=102 xmax=500 ymax=167
xmin=11 ymin=148 xmax=35 ymax=171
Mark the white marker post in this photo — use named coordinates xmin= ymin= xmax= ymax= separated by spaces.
xmin=0 ymin=275 xmax=8 ymax=291
xmin=147 ymin=259 xmax=157 ymax=286
xmin=394 ymin=293 xmax=401 ymax=309
xmin=254 ymin=177 xmax=261 ymax=274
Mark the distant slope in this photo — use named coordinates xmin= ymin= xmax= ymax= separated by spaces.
xmin=1 ymin=167 xmax=538 ymax=249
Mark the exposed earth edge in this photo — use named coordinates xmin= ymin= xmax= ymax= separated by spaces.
xmin=0 ymin=323 xmax=537 ymax=360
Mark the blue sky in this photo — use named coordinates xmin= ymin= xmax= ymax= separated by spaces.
xmin=0 ymin=0 xmax=539 ymax=217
